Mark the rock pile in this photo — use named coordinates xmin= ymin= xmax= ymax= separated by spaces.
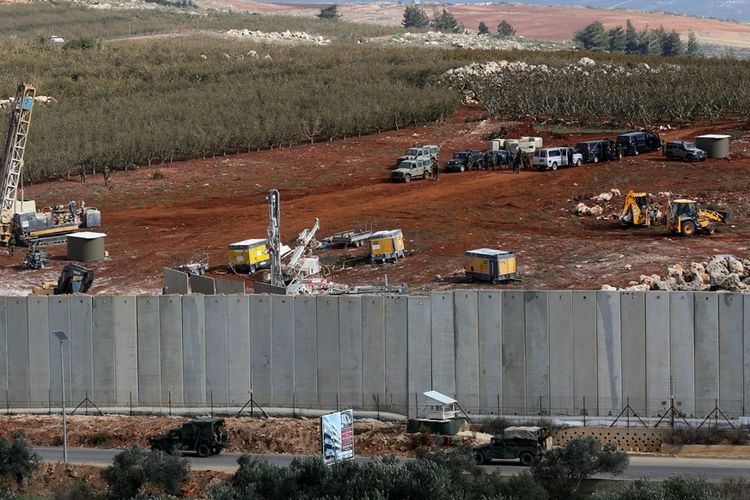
xmin=386 ymin=31 xmax=564 ymax=51
xmin=608 ymin=255 xmax=750 ymax=292
xmin=572 ymin=189 xmax=622 ymax=219
xmin=225 ymin=29 xmax=331 ymax=46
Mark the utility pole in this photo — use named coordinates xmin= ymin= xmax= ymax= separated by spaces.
xmin=52 ymin=330 xmax=68 ymax=463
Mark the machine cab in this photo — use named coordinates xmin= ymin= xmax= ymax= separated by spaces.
xmin=671 ymin=200 xmax=697 ymax=219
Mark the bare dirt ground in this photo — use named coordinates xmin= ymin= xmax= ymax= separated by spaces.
xmin=215 ymin=1 xmax=750 ymax=49
xmin=2 ymin=109 xmax=749 ymax=295
xmin=0 ymin=415 xmax=450 ymax=457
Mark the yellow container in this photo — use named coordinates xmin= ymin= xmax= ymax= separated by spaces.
xmin=369 ymin=229 xmax=405 ymax=263
xmin=228 ymin=238 xmax=269 ymax=273
xmin=464 ymin=248 xmax=517 ymax=283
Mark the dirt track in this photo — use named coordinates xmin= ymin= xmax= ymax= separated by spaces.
xmin=2 ymin=110 xmax=749 ymax=295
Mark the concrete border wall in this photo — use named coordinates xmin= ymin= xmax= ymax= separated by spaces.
xmin=5 ymin=291 xmax=750 ymax=418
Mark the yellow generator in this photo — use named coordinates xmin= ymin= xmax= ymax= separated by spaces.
xmin=228 ymin=238 xmax=269 ymax=273
xmin=465 ymin=248 xmax=517 ymax=284
xmin=369 ymin=229 xmax=405 ymax=264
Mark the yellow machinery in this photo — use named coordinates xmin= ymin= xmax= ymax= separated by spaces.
xmin=620 ymin=190 xmax=660 ymax=227
xmin=464 ymin=248 xmax=517 ymax=284
xmin=369 ymin=229 xmax=405 ymax=264
xmin=228 ymin=238 xmax=270 ymax=273
xmin=666 ymin=199 xmax=731 ymax=236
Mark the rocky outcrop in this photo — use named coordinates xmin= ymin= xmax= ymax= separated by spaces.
xmin=226 ymin=29 xmax=331 ymax=46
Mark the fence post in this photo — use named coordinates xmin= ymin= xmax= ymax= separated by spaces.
xmin=210 ymin=391 xmax=214 ymax=417
xmin=583 ymin=396 xmax=587 ymax=427
xmin=168 ymin=390 xmax=172 ymax=417
xmin=129 ymin=390 xmax=133 ymax=416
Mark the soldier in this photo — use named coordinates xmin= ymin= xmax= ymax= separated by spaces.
xmin=513 ymin=150 xmax=521 ymax=174
xmin=79 ymin=164 xmax=86 ymax=183
xmin=433 ymin=161 xmax=439 ymax=181
xmin=522 ymin=152 xmax=530 ymax=170
xmin=490 ymin=151 xmax=498 ymax=171
xmin=616 ymin=142 xmax=624 ymax=160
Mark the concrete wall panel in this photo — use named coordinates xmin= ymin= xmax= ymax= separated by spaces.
xmin=293 ymin=297 xmax=317 ymax=407
xmin=250 ymin=295 xmax=273 ymax=405
xmin=597 ymin=291 xmax=622 ymax=415
xmin=620 ymin=292 xmax=646 ymax=415
xmin=0 ymin=298 xmax=6 ymax=404
xmin=719 ymin=293 xmax=743 ymax=416
xmin=182 ymin=295 xmax=206 ymax=405
xmin=745 ymin=295 xmax=750 ymax=416
xmin=205 ymin=296 xmax=229 ymax=405
xmin=215 ymin=279 xmax=245 ymax=295
xmin=478 ymin=291 xmax=502 ymax=415
xmin=163 ymin=268 xmax=189 ymax=294
xmin=339 ymin=297 xmax=363 ymax=408
xmin=190 ymin=275 xmax=216 ymax=295
xmin=573 ymin=292 xmax=597 ymax=415
xmin=407 ymin=297 xmax=431 ymax=418
xmin=316 ymin=297 xmax=339 ymax=408
xmin=645 ymin=292 xmax=670 ymax=416
xmin=455 ymin=291 xmax=480 ymax=413
xmin=48 ymin=297 xmax=72 ymax=405
xmin=136 ymin=297 xmax=161 ymax=405
xmin=670 ymin=293 xmax=695 ymax=416
xmin=525 ymin=291 xmax=549 ymax=416
xmin=92 ymin=297 xmax=115 ymax=404
xmin=502 ymin=292 xmax=526 ymax=414
xmin=385 ymin=297 xmax=408 ymax=414
xmin=6 ymin=298 xmax=28 ymax=405
xmin=271 ymin=295 xmax=295 ymax=406
xmin=27 ymin=297 xmax=50 ymax=406
xmin=362 ymin=296 xmax=385 ymax=410
xmin=227 ymin=296 xmax=251 ymax=404
xmin=549 ymin=292 xmax=574 ymax=415
xmin=113 ymin=297 xmax=138 ymax=404
xmin=430 ymin=292 xmax=455 ymax=396
xmin=69 ymin=296 xmax=93 ymax=403
xmin=159 ymin=296 xmax=183 ymax=404
xmin=694 ymin=293 xmax=719 ymax=416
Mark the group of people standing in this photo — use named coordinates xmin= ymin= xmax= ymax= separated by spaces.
xmin=482 ymin=150 xmax=529 ymax=174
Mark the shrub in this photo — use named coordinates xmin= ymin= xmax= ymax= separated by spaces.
xmin=665 ymin=428 xmax=749 ymax=446
xmin=151 ymin=170 xmax=165 ymax=180
xmin=593 ymin=476 xmax=723 ymax=500
xmin=0 ymin=432 xmax=41 ymax=489
xmin=532 ymin=436 xmax=629 ymax=499
xmin=90 ymin=431 xmax=112 ymax=446
xmin=101 ymin=445 xmax=190 ymax=499
xmin=53 ymin=479 xmax=104 ymax=500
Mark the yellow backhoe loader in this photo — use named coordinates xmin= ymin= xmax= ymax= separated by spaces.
xmin=665 ymin=199 xmax=731 ymax=236
xmin=620 ymin=190 xmax=660 ymax=227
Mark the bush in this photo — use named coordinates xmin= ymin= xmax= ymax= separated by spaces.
xmin=593 ymin=476 xmax=723 ymax=500
xmin=151 ymin=170 xmax=165 ymax=180
xmin=101 ymin=445 xmax=190 ymax=499
xmin=665 ymin=428 xmax=749 ymax=446
xmin=90 ymin=431 xmax=112 ymax=446
xmin=532 ymin=436 xmax=629 ymax=500
xmin=53 ymin=479 xmax=104 ymax=500
xmin=0 ymin=432 xmax=41 ymax=489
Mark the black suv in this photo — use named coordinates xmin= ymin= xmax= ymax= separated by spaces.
xmin=664 ymin=141 xmax=707 ymax=162
xmin=574 ymin=139 xmax=621 ymax=163
xmin=445 ymin=150 xmax=485 ymax=172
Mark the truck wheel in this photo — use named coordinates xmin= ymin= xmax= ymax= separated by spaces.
xmin=593 ymin=156 xmax=599 ymax=164
xmin=474 ymin=451 xmax=487 ymax=465
xmin=404 ymin=174 xmax=411 ymax=183
xmin=706 ymin=224 xmax=715 ymax=235
xmin=151 ymin=443 xmax=162 ymax=453
xmin=575 ymin=159 xmax=582 ymax=167
xmin=519 ymin=452 xmax=535 ymax=467
xmin=551 ymin=162 xmax=558 ymax=171
xmin=681 ymin=220 xmax=697 ymax=237
xmin=459 ymin=165 xmax=465 ymax=172
xmin=197 ymin=443 xmax=211 ymax=458
xmin=249 ymin=265 xmax=256 ymax=274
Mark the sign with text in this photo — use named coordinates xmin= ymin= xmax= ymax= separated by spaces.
xmin=321 ymin=409 xmax=354 ymax=465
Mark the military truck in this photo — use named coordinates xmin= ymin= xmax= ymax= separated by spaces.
xmin=149 ymin=418 xmax=229 ymax=457
xmin=445 ymin=150 xmax=485 ymax=172
xmin=390 ymin=158 xmax=433 ymax=183
xmin=473 ymin=426 xmax=550 ymax=466
xmin=396 ymin=145 xmax=440 ymax=165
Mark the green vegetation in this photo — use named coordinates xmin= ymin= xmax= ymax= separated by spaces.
xmin=431 ymin=9 xmax=462 ymax=33
xmin=316 ymin=4 xmax=341 ymax=21
xmin=575 ymin=19 xmax=697 ymax=57
xmin=664 ymin=427 xmax=749 ymax=445
xmin=0 ymin=432 xmax=40 ymax=490
xmin=0 ymin=36 xmax=472 ymax=182
xmin=401 ymin=5 xmax=429 ymax=29
xmin=497 ymin=20 xmax=516 ymax=37
xmin=101 ymin=445 xmax=190 ymax=498
xmin=478 ymin=21 xmax=490 ymax=35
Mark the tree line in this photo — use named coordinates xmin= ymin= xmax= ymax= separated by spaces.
xmin=401 ymin=4 xmax=517 ymax=37
xmin=574 ymin=20 xmax=701 ymax=57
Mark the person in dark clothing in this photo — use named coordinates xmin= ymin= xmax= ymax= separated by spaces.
xmin=490 ymin=152 xmax=498 ymax=171
xmin=522 ymin=152 xmax=530 ymax=170
xmin=433 ymin=161 xmax=439 ymax=181
xmin=513 ymin=151 xmax=521 ymax=174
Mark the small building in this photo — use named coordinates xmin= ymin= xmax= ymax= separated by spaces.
xmin=369 ymin=229 xmax=405 ymax=264
xmin=465 ymin=248 xmax=517 ymax=284
xmin=406 ymin=390 xmax=466 ymax=436
xmin=695 ymin=134 xmax=731 ymax=159
xmin=67 ymin=231 xmax=106 ymax=262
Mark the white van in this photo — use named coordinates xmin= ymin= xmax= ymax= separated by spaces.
xmin=533 ymin=147 xmax=582 ymax=171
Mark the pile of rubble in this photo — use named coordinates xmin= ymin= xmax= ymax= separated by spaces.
xmin=572 ymin=189 xmax=622 ymax=219
xmin=385 ymin=31 xmax=565 ymax=51
xmin=225 ymin=29 xmax=331 ymax=46
xmin=605 ymin=255 xmax=750 ymax=292
xmin=0 ymin=95 xmax=57 ymax=110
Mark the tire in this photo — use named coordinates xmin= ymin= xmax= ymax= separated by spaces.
xmin=593 ymin=156 xmax=599 ymax=164
xmin=666 ymin=152 xmax=673 ymax=160
xmin=575 ymin=159 xmax=582 ymax=167
xmin=706 ymin=224 xmax=716 ymax=235
xmin=633 ymin=150 xmax=639 ymax=156
xmin=404 ymin=174 xmax=411 ymax=183
xmin=459 ymin=165 xmax=465 ymax=172
xmin=551 ymin=162 xmax=558 ymax=171
xmin=681 ymin=220 xmax=697 ymax=236
xmin=249 ymin=265 xmax=256 ymax=274
xmin=490 ymin=277 xmax=497 ymax=285
xmin=150 ymin=443 xmax=162 ymax=453
xmin=424 ymin=170 xmax=431 ymax=179
xmin=196 ymin=443 xmax=211 ymax=458
xmin=519 ymin=452 xmax=535 ymax=467
xmin=474 ymin=451 xmax=487 ymax=465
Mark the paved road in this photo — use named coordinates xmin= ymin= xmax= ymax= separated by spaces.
xmin=35 ymin=447 xmax=750 ymax=480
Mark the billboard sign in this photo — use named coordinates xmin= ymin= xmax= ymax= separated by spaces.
xmin=321 ymin=409 xmax=354 ymax=465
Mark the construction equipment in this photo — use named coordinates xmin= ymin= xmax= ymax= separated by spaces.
xmin=464 ymin=248 xmax=517 ymax=284
xmin=0 ymin=83 xmax=35 ymax=246
xmin=229 ymin=238 xmax=270 ymax=273
xmin=22 ymin=245 xmax=49 ymax=270
xmin=369 ymin=229 xmax=405 ymax=264
xmin=666 ymin=199 xmax=731 ymax=236
xmin=620 ymin=190 xmax=660 ymax=227
xmin=33 ymin=264 xmax=94 ymax=295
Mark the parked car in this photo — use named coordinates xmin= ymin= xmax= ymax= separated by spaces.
xmin=396 ymin=145 xmax=440 ymax=165
xmin=473 ymin=426 xmax=550 ymax=466
xmin=533 ymin=147 xmax=582 ymax=171
xmin=664 ymin=140 xmax=707 ymax=162
xmin=574 ymin=139 xmax=621 ymax=163
xmin=390 ymin=158 xmax=433 ymax=182
xmin=445 ymin=150 xmax=485 ymax=172
xmin=616 ymin=131 xmax=661 ymax=156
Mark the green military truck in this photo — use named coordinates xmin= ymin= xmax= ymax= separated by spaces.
xmin=149 ymin=418 xmax=229 ymax=457
xmin=473 ymin=426 xmax=550 ymax=466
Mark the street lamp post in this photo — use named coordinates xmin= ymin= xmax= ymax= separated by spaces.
xmin=52 ymin=330 xmax=68 ymax=464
